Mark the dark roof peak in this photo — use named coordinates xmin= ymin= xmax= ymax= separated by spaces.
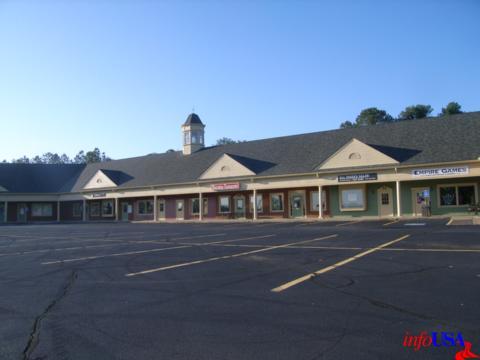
xmin=183 ymin=113 xmax=204 ymax=126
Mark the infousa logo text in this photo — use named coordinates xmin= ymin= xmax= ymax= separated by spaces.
xmin=403 ymin=331 xmax=479 ymax=359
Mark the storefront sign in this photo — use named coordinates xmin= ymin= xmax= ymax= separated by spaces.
xmin=411 ymin=167 xmax=469 ymax=177
xmin=212 ymin=182 xmax=240 ymax=191
xmin=338 ymin=173 xmax=378 ymax=182
xmin=92 ymin=192 xmax=107 ymax=198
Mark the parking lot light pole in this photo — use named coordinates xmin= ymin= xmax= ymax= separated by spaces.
xmin=318 ymin=186 xmax=323 ymax=219
xmin=199 ymin=192 xmax=203 ymax=221
xmin=396 ymin=180 xmax=401 ymax=218
xmin=253 ymin=189 xmax=258 ymax=221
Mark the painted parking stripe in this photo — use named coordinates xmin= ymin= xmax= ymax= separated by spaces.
xmin=42 ymin=245 xmax=193 ymax=265
xmin=41 ymin=234 xmax=273 ymax=264
xmin=335 ymin=220 xmax=363 ymax=227
xmin=271 ymin=234 xmax=410 ymax=293
xmin=383 ymin=219 xmax=400 ymax=226
xmin=125 ymin=234 xmax=337 ymax=277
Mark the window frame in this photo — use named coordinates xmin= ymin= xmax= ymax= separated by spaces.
xmin=72 ymin=202 xmax=82 ymax=217
xmin=31 ymin=203 xmax=53 ymax=217
xmin=270 ymin=193 xmax=284 ymax=212
xmin=90 ymin=202 xmax=101 ymax=217
xmin=101 ymin=199 xmax=114 ymax=217
xmin=137 ymin=200 xmax=154 ymax=215
xmin=437 ymin=183 xmax=478 ymax=208
xmin=339 ymin=185 xmax=367 ymax=212
xmin=191 ymin=198 xmax=200 ymax=215
xmin=218 ymin=195 xmax=231 ymax=214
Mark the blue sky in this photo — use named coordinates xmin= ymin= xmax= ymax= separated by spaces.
xmin=0 ymin=0 xmax=479 ymax=160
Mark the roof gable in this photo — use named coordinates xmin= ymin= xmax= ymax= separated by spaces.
xmin=199 ymin=153 xmax=256 ymax=180
xmin=317 ymin=138 xmax=399 ymax=170
xmin=0 ymin=185 xmax=7 ymax=192
xmin=83 ymin=170 xmax=118 ymax=190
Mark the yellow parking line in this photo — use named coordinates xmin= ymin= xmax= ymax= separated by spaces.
xmin=271 ymin=234 xmax=410 ymax=293
xmin=383 ymin=219 xmax=400 ymax=226
xmin=125 ymin=234 xmax=338 ymax=277
xmin=335 ymin=219 xmax=363 ymax=227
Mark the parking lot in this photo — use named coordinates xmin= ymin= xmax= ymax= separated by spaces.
xmin=0 ymin=219 xmax=479 ymax=360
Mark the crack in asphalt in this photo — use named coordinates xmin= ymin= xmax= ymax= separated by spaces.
xmin=22 ymin=270 xmax=78 ymax=360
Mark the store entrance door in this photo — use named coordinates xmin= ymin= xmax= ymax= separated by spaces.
xmin=377 ymin=187 xmax=394 ymax=217
xmin=17 ymin=203 xmax=27 ymax=223
xmin=121 ymin=202 xmax=129 ymax=221
xmin=290 ymin=192 xmax=305 ymax=218
xmin=233 ymin=196 xmax=246 ymax=219
xmin=176 ymin=200 xmax=184 ymax=220
xmin=158 ymin=199 xmax=166 ymax=220
xmin=411 ymin=188 xmax=430 ymax=216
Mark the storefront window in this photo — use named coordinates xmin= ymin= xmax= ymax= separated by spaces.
xmin=439 ymin=184 xmax=476 ymax=206
xmin=191 ymin=198 xmax=200 ymax=214
xmin=458 ymin=185 xmax=475 ymax=205
xmin=439 ymin=187 xmax=456 ymax=206
xmin=102 ymin=200 xmax=114 ymax=217
xmin=90 ymin=202 xmax=101 ymax=217
xmin=219 ymin=196 xmax=230 ymax=213
xmin=311 ymin=191 xmax=319 ymax=211
xmin=249 ymin=194 xmax=263 ymax=212
xmin=340 ymin=187 xmax=366 ymax=211
xmin=32 ymin=203 xmax=53 ymax=217
xmin=271 ymin=193 xmax=284 ymax=212
xmin=203 ymin=198 xmax=208 ymax=215
xmin=73 ymin=203 xmax=82 ymax=217
xmin=138 ymin=200 xmax=154 ymax=214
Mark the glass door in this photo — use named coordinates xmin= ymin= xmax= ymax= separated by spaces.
xmin=234 ymin=196 xmax=246 ymax=218
xmin=290 ymin=193 xmax=305 ymax=218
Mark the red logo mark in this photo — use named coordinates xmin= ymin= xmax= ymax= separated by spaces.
xmin=456 ymin=341 xmax=480 ymax=360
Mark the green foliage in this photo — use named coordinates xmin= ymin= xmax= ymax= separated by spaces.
xmin=398 ymin=104 xmax=433 ymax=120
xmin=7 ymin=148 xmax=111 ymax=164
xmin=439 ymin=101 xmax=462 ymax=116
xmin=216 ymin=137 xmax=245 ymax=145
xmin=339 ymin=108 xmax=393 ymax=128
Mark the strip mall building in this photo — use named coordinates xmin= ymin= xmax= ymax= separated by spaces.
xmin=1 ymin=112 xmax=479 ymax=223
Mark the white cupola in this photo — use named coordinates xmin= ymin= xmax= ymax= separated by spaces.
xmin=181 ymin=113 xmax=205 ymax=155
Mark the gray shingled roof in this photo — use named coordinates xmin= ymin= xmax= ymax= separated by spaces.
xmin=183 ymin=113 xmax=204 ymax=126
xmin=0 ymin=164 xmax=85 ymax=193
xmin=1 ymin=112 xmax=480 ymax=194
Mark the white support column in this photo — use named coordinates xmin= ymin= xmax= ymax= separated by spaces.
xmin=115 ymin=198 xmax=119 ymax=221
xmin=153 ymin=196 xmax=158 ymax=222
xmin=57 ymin=201 xmax=61 ymax=222
xmin=396 ymin=180 xmax=402 ymax=218
xmin=253 ymin=189 xmax=258 ymax=221
xmin=82 ymin=199 xmax=87 ymax=222
xmin=318 ymin=186 xmax=323 ymax=219
xmin=199 ymin=192 xmax=203 ymax=221
xmin=4 ymin=201 xmax=7 ymax=223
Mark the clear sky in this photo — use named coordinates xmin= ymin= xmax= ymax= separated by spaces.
xmin=0 ymin=0 xmax=479 ymax=161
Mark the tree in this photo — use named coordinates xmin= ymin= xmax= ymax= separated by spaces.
xmin=340 ymin=120 xmax=355 ymax=129
xmin=339 ymin=107 xmax=393 ymax=128
xmin=216 ymin=137 xmax=245 ymax=145
xmin=6 ymin=148 xmax=111 ymax=164
xmin=355 ymin=107 xmax=394 ymax=126
xmin=439 ymin=102 xmax=462 ymax=116
xmin=398 ymin=104 xmax=433 ymax=120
